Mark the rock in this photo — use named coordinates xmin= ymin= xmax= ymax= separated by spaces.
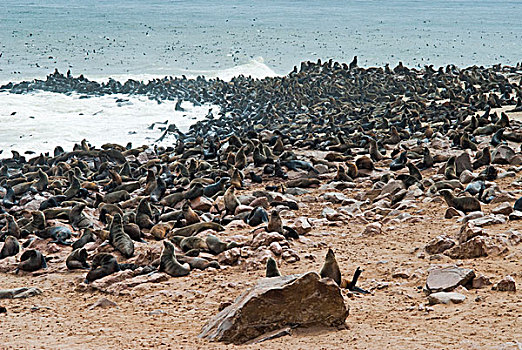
xmin=427 ymin=292 xmax=466 ymax=305
xmin=88 ymin=298 xmax=118 ymax=310
xmin=492 ymin=145 xmax=515 ymax=164
xmin=456 ymin=223 xmax=485 ymax=244
xmin=361 ymin=222 xmax=382 ymax=236
xmin=392 ymin=269 xmax=410 ymax=279
xmin=509 ymin=211 xmax=522 ymax=221
xmin=425 ymin=235 xmax=456 ymax=254
xmin=249 ymin=197 xmax=270 ymax=209
xmin=425 ymin=267 xmax=475 ymax=293
xmin=491 ymin=202 xmax=514 ymax=215
xmin=235 ymin=205 xmax=253 ymax=215
xmin=238 ymin=195 xmax=256 ymax=205
xmin=268 ymin=242 xmax=282 ymax=256
xmin=190 ymin=196 xmax=213 ymax=211
xmin=456 ymin=152 xmax=472 ymax=175
xmin=218 ymin=247 xmax=241 ymax=266
xmin=468 ymin=214 xmax=506 ymax=227
xmin=321 ymin=192 xmax=351 ymax=204
xmin=457 ymin=211 xmax=484 ymax=224
xmin=493 ymin=276 xmax=516 ymax=292
xmin=284 ymin=188 xmax=309 ymax=196
xmin=459 ymin=170 xmax=475 ymax=184
xmin=471 ymin=275 xmax=492 ymax=289
xmin=0 ymin=287 xmax=43 ymax=299
xmin=293 ymin=217 xmax=312 ymax=235
xmin=445 ymin=207 xmax=463 ymax=219
xmin=199 ymin=272 xmax=348 ymax=344
xmin=322 ymin=207 xmax=344 ymax=221
xmin=251 ymin=232 xmax=286 ymax=249
xmin=380 ymin=180 xmax=405 ymax=197
xmin=281 ymin=249 xmax=300 ymax=263
xmin=444 ymin=236 xmax=488 ymax=259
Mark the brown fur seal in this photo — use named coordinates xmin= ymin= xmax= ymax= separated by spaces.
xmin=206 ymin=234 xmax=238 ymax=255
xmin=174 ymin=236 xmax=207 ymax=253
xmin=0 ymin=235 xmax=20 ymax=259
xmin=109 ymin=214 xmax=134 ymax=258
xmin=85 ymin=253 xmax=120 ymax=283
xmin=72 ymin=229 xmax=96 ymax=250
xmin=159 ymin=240 xmax=190 ymax=277
xmin=473 ymin=146 xmax=491 ymax=169
xmin=319 ymin=248 xmax=341 ymax=286
xmin=17 ymin=249 xmax=46 ymax=272
xmin=136 ymin=198 xmax=154 ymax=229
xmin=66 ymin=248 xmax=90 ymax=270
xmin=182 ymin=202 xmax=200 ymax=225
xmin=176 ymin=254 xmax=220 ymax=270
xmin=266 ymin=257 xmax=281 ymax=277
xmin=166 ymin=222 xmax=225 ymax=239
xmin=439 ymin=189 xmax=481 ymax=213
xmin=224 ymin=186 xmax=240 ymax=215
xmin=150 ymin=221 xmax=175 ymax=240
xmin=334 ymin=165 xmax=352 ymax=182
xmin=267 ymin=210 xmax=283 ymax=234
xmin=5 ymin=214 xmax=21 ymax=239
xmin=69 ymin=204 xmax=93 ymax=229
xmin=444 ymin=156 xmax=458 ymax=180
xmin=99 ymin=203 xmax=123 ymax=224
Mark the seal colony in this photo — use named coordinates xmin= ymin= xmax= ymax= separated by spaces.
xmin=1 ymin=59 xmax=522 ymax=344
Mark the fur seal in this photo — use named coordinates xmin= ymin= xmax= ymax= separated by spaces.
xmin=319 ymin=248 xmax=341 ymax=286
xmin=182 ymin=202 xmax=200 ymax=225
xmin=439 ymin=189 xmax=481 ymax=213
xmin=0 ymin=235 xmax=20 ymax=259
xmin=205 ymin=234 xmax=238 ymax=255
xmin=72 ymin=228 xmax=96 ymax=250
xmin=109 ymin=214 xmax=134 ymax=258
xmin=69 ymin=204 xmax=93 ymax=229
xmin=267 ymin=210 xmax=283 ymax=234
xmin=36 ymin=226 xmax=73 ymax=245
xmin=166 ymin=222 xmax=225 ymax=238
xmin=176 ymin=254 xmax=220 ymax=270
xmin=159 ymin=240 xmax=190 ymax=277
xmin=246 ymin=206 xmax=269 ymax=227
xmin=203 ymin=177 xmax=229 ymax=197
xmin=85 ymin=253 xmax=120 ymax=283
xmin=224 ymin=186 xmax=240 ymax=215
xmin=66 ymin=248 xmax=90 ymax=270
xmin=136 ymin=198 xmax=154 ymax=229
xmin=17 ymin=249 xmax=46 ymax=272
xmin=266 ymin=257 xmax=281 ymax=278
xmin=444 ymin=156 xmax=458 ymax=180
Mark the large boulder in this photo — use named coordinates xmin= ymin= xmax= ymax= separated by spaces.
xmin=199 ymin=272 xmax=348 ymax=344
xmin=425 ymin=266 xmax=475 ymax=293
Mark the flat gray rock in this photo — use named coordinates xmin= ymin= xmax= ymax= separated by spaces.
xmin=426 ymin=267 xmax=475 ymax=293
xmin=428 ymin=292 xmax=466 ymax=305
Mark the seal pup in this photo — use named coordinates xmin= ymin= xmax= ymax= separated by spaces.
xmin=182 ymin=202 xmax=200 ymax=225
xmin=444 ymin=156 xmax=458 ymax=180
xmin=224 ymin=186 xmax=240 ymax=215
xmin=136 ymin=198 xmax=154 ymax=229
xmin=266 ymin=257 xmax=281 ymax=278
xmin=4 ymin=214 xmax=21 ymax=239
xmin=439 ymin=189 xmax=481 ymax=213
xmin=203 ymin=177 xmax=229 ymax=198
xmin=472 ymin=146 xmax=491 ymax=169
xmin=319 ymin=248 xmax=341 ymax=286
xmin=176 ymin=254 xmax=220 ymax=270
xmin=159 ymin=240 xmax=190 ymax=277
xmin=17 ymin=249 xmax=47 ymax=272
xmin=36 ymin=226 xmax=73 ymax=245
xmin=109 ymin=214 xmax=134 ymax=258
xmin=69 ymin=204 xmax=93 ymax=229
xmin=0 ymin=235 xmax=20 ymax=259
xmin=390 ymin=151 xmax=407 ymax=171
xmin=206 ymin=234 xmax=238 ymax=255
xmin=72 ymin=228 xmax=96 ymax=250
xmin=66 ymin=248 xmax=90 ymax=270
xmin=246 ymin=206 xmax=269 ymax=227
xmin=85 ymin=253 xmax=120 ymax=283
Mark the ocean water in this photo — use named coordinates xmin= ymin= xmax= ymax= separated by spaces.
xmin=1 ymin=0 xmax=521 ymax=153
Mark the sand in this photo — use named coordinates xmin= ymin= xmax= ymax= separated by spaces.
xmin=1 ymin=168 xmax=520 ymax=350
